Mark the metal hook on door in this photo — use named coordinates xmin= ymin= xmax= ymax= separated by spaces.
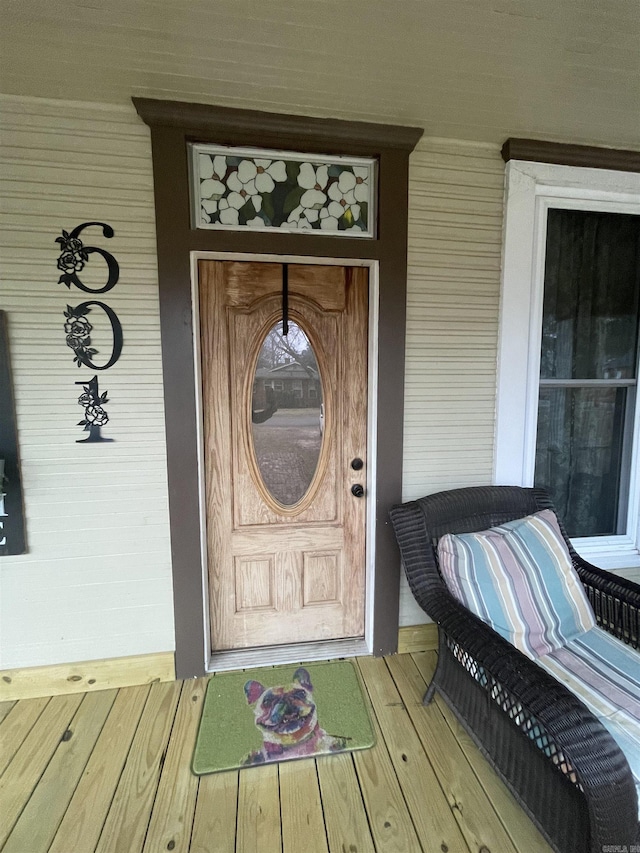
xmin=281 ymin=263 xmax=289 ymax=337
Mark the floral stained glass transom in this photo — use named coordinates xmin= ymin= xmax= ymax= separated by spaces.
xmin=190 ymin=144 xmax=376 ymax=237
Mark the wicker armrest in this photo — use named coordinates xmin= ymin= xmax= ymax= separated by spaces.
xmin=571 ymin=555 xmax=640 ymax=648
xmin=539 ymin=500 xmax=640 ymax=648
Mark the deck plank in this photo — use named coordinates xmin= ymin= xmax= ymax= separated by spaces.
xmin=0 ymin=691 xmax=83 ymax=847
xmin=141 ymin=679 xmax=206 ymax=853
xmin=0 ymin=700 xmax=17 ymax=725
xmin=190 ymin=770 xmax=239 ymax=853
xmin=2 ymin=689 xmax=117 ymax=853
xmin=317 ymin=752 xmax=375 ymax=853
xmin=49 ymin=684 xmax=151 ymax=853
xmin=95 ymin=680 xmax=181 ymax=853
xmin=236 ymin=763 xmax=282 ymax=853
xmin=280 ymin=759 xmax=328 ymax=853
xmin=412 ymin=651 xmax=554 ymax=853
xmin=357 ymin=656 xmax=469 ymax=853
xmin=0 ymin=696 xmax=49 ymax=778
xmin=351 ymin=674 xmax=423 ymax=852
xmin=387 ymin=653 xmax=520 ymax=853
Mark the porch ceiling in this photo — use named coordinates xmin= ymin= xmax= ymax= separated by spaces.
xmin=1 ymin=0 xmax=639 ymax=149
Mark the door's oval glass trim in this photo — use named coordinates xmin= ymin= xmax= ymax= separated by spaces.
xmin=247 ymin=315 xmax=327 ymax=513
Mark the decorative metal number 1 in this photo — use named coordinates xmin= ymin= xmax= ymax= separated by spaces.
xmin=76 ymin=376 xmax=113 ymax=443
xmin=56 ymin=222 xmax=123 ymax=443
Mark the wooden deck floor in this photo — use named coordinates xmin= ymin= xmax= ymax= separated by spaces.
xmin=0 ymin=652 xmax=553 ymax=853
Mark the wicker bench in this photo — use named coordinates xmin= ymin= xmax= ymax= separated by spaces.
xmin=390 ymin=485 xmax=640 ymax=853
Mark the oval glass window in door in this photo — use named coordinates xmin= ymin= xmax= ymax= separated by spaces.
xmin=251 ymin=320 xmax=324 ymax=507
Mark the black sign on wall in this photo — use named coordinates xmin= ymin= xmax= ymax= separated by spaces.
xmin=0 ymin=311 xmax=26 ymax=555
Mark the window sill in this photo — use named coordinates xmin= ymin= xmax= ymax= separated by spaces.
xmin=572 ymin=535 xmax=640 ymax=569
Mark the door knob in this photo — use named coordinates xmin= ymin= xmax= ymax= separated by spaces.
xmin=350 ymin=457 xmax=364 ymax=470
xmin=351 ymin=484 xmax=365 ymax=498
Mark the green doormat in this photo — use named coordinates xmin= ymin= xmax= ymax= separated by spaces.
xmin=192 ymin=660 xmax=375 ymax=774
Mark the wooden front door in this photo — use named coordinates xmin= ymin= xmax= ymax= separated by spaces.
xmin=199 ymin=260 xmax=369 ymax=652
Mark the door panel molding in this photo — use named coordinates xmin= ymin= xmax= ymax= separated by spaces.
xmin=135 ymin=100 xmax=422 ymax=678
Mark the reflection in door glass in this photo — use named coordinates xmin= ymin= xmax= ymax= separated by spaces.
xmin=251 ymin=321 xmax=324 ymax=506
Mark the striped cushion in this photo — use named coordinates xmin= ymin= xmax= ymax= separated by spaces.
xmin=437 ymin=509 xmax=596 ymax=659
xmin=536 ymin=627 xmax=640 ymax=814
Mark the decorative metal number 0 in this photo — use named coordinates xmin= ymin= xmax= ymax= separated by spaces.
xmin=64 ymin=301 xmax=123 ymax=371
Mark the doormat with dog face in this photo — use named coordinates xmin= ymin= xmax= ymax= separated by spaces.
xmin=192 ymin=660 xmax=375 ymax=774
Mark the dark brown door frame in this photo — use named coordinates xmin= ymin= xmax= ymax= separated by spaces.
xmin=134 ymin=98 xmax=422 ymax=679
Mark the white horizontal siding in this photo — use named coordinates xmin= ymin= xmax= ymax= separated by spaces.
xmin=0 ymin=95 xmax=174 ymax=668
xmin=400 ymin=138 xmax=505 ymax=626
xmin=0 ymin=96 xmax=512 ymax=645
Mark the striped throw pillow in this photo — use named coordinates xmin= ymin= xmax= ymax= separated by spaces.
xmin=437 ymin=509 xmax=596 ymax=659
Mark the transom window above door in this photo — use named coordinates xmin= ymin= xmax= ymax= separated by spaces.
xmin=189 ymin=144 xmax=377 ymax=237
xmin=495 ymin=160 xmax=640 ymax=567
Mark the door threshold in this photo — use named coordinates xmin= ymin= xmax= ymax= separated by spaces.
xmin=206 ymin=637 xmax=370 ymax=673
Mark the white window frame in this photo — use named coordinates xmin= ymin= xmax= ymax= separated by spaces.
xmin=495 ymin=160 xmax=640 ymax=568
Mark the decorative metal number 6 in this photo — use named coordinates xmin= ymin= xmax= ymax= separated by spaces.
xmin=56 ymin=222 xmax=120 ymax=294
